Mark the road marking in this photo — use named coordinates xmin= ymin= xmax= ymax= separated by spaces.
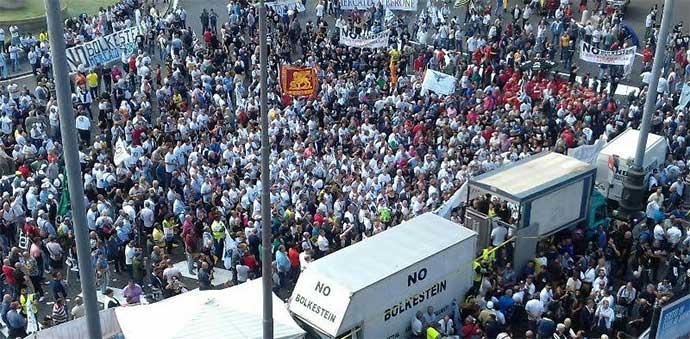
xmin=556 ymin=72 xmax=639 ymax=96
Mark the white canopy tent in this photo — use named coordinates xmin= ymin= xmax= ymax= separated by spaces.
xmin=30 ymin=279 xmax=305 ymax=339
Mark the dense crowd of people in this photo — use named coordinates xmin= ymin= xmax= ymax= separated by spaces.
xmin=0 ymin=0 xmax=688 ymax=337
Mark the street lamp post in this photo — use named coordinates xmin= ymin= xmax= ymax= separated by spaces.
xmin=620 ymin=0 xmax=675 ymax=216
xmin=44 ymin=0 xmax=103 ymax=338
xmin=258 ymin=0 xmax=274 ymax=338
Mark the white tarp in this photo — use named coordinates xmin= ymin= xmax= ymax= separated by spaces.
xmin=567 ymin=137 xmax=607 ymax=165
xmin=340 ymin=0 xmax=417 ymax=11
xmin=115 ymin=280 xmax=305 ymax=339
xmin=66 ymin=26 xmax=141 ymax=73
xmin=579 ymin=42 xmax=636 ymax=66
xmin=435 ymin=181 xmax=468 ymax=218
xmin=339 ymin=29 xmax=390 ymax=48
xmin=27 ymin=308 xmax=122 ymax=339
xmin=265 ymin=0 xmax=305 ymax=15
xmin=421 ymin=69 xmax=456 ymax=95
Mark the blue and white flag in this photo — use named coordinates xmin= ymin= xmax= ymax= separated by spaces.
xmin=421 ymin=69 xmax=456 ymax=95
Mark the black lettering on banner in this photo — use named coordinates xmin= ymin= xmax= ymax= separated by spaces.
xmin=294 ymin=294 xmax=338 ymax=323
xmin=382 ymin=280 xmax=448 ymax=322
xmin=65 ymin=47 xmax=86 ymax=71
xmin=315 ymin=281 xmax=331 ymax=296
xmin=407 ymin=268 xmax=428 ymax=286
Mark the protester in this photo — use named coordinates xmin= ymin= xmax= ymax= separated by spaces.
xmin=0 ymin=0 xmax=688 ymax=336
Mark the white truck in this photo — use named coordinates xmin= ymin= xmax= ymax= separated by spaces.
xmin=595 ymin=128 xmax=667 ymax=204
xmin=288 ymin=213 xmax=477 ymax=339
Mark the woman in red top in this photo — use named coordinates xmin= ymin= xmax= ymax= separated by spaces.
xmin=288 ymin=246 xmax=300 ymax=271
xmin=243 ymin=254 xmax=258 ymax=272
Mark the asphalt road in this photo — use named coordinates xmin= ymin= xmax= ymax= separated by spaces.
xmin=178 ymin=0 xmax=687 ymax=88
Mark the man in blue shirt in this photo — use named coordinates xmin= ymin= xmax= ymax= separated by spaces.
xmin=498 ymin=289 xmax=515 ymax=314
xmin=0 ymin=294 xmax=11 ymax=325
xmin=6 ymin=302 xmax=26 ymax=338
xmin=276 ymin=245 xmax=291 ymax=288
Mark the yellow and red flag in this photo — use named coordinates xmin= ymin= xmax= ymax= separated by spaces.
xmin=280 ymin=65 xmax=318 ymax=97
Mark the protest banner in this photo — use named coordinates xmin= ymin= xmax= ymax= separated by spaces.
xmin=339 ymin=29 xmax=390 ymax=48
xmin=579 ymin=42 xmax=636 ymax=66
xmin=339 ymin=0 xmax=417 ymax=11
xmin=421 ymin=69 xmax=456 ymax=95
xmin=65 ymin=26 xmax=141 ymax=73
xmin=280 ymin=65 xmax=318 ymax=96
xmin=265 ymin=0 xmax=305 ymax=15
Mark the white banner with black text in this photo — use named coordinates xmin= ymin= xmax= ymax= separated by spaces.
xmin=339 ymin=0 xmax=417 ymax=11
xmin=65 ymin=26 xmax=141 ymax=73
xmin=339 ymin=29 xmax=390 ymax=48
xmin=579 ymin=42 xmax=636 ymax=66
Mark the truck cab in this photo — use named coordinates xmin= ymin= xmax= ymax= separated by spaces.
xmin=585 ymin=189 xmax=610 ymax=238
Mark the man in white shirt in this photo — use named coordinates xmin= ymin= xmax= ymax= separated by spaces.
xmin=75 ymin=113 xmax=91 ymax=145
xmin=539 ymin=284 xmax=553 ymax=307
xmin=315 ymin=1 xmax=324 ymax=20
xmin=236 ymin=263 xmax=250 ymax=283
xmin=592 ymin=269 xmax=608 ymax=291
xmin=653 ymin=223 xmax=666 ymax=241
xmin=491 ymin=223 xmax=509 ymax=247
xmin=667 ymin=224 xmax=683 ymax=246
xmin=86 ymin=205 xmax=98 ymax=231
xmin=411 ymin=311 xmax=424 ymax=337
xmin=595 ymin=300 xmax=615 ymax=331
xmin=139 ymin=203 xmax=155 ymax=230
xmin=648 ymin=187 xmax=664 ymax=205
xmin=438 ymin=315 xmax=455 ymax=335
xmin=525 ymin=295 xmax=544 ymax=321
xmin=317 ymin=229 xmax=329 ymax=255
xmin=124 ymin=241 xmax=137 ymax=276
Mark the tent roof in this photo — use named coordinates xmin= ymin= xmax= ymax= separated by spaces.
xmin=115 ymin=280 xmax=305 ymax=339
xmin=470 ymin=152 xmax=594 ymax=202
xmin=303 ymin=213 xmax=475 ymax=294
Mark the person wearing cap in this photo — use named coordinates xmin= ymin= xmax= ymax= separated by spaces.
xmin=479 ymin=301 xmax=496 ymax=325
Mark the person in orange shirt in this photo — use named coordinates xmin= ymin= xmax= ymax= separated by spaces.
xmin=389 ymin=60 xmax=398 ymax=87
xmin=74 ymin=72 xmax=87 ymax=88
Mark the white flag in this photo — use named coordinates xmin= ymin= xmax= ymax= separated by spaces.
xmin=114 ymin=138 xmax=131 ymax=167
xmin=421 ymin=69 xmax=456 ymax=95
xmin=385 ymin=8 xmax=395 ymax=23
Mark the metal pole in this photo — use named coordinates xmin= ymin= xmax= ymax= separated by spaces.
xmin=620 ymin=0 xmax=674 ymax=215
xmin=633 ymin=0 xmax=674 ymax=169
xmin=44 ymin=1 xmax=102 ymax=338
xmin=259 ymin=0 xmax=274 ymax=337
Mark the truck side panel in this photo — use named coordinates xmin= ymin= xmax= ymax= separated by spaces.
xmin=350 ymin=236 xmax=477 ymax=339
